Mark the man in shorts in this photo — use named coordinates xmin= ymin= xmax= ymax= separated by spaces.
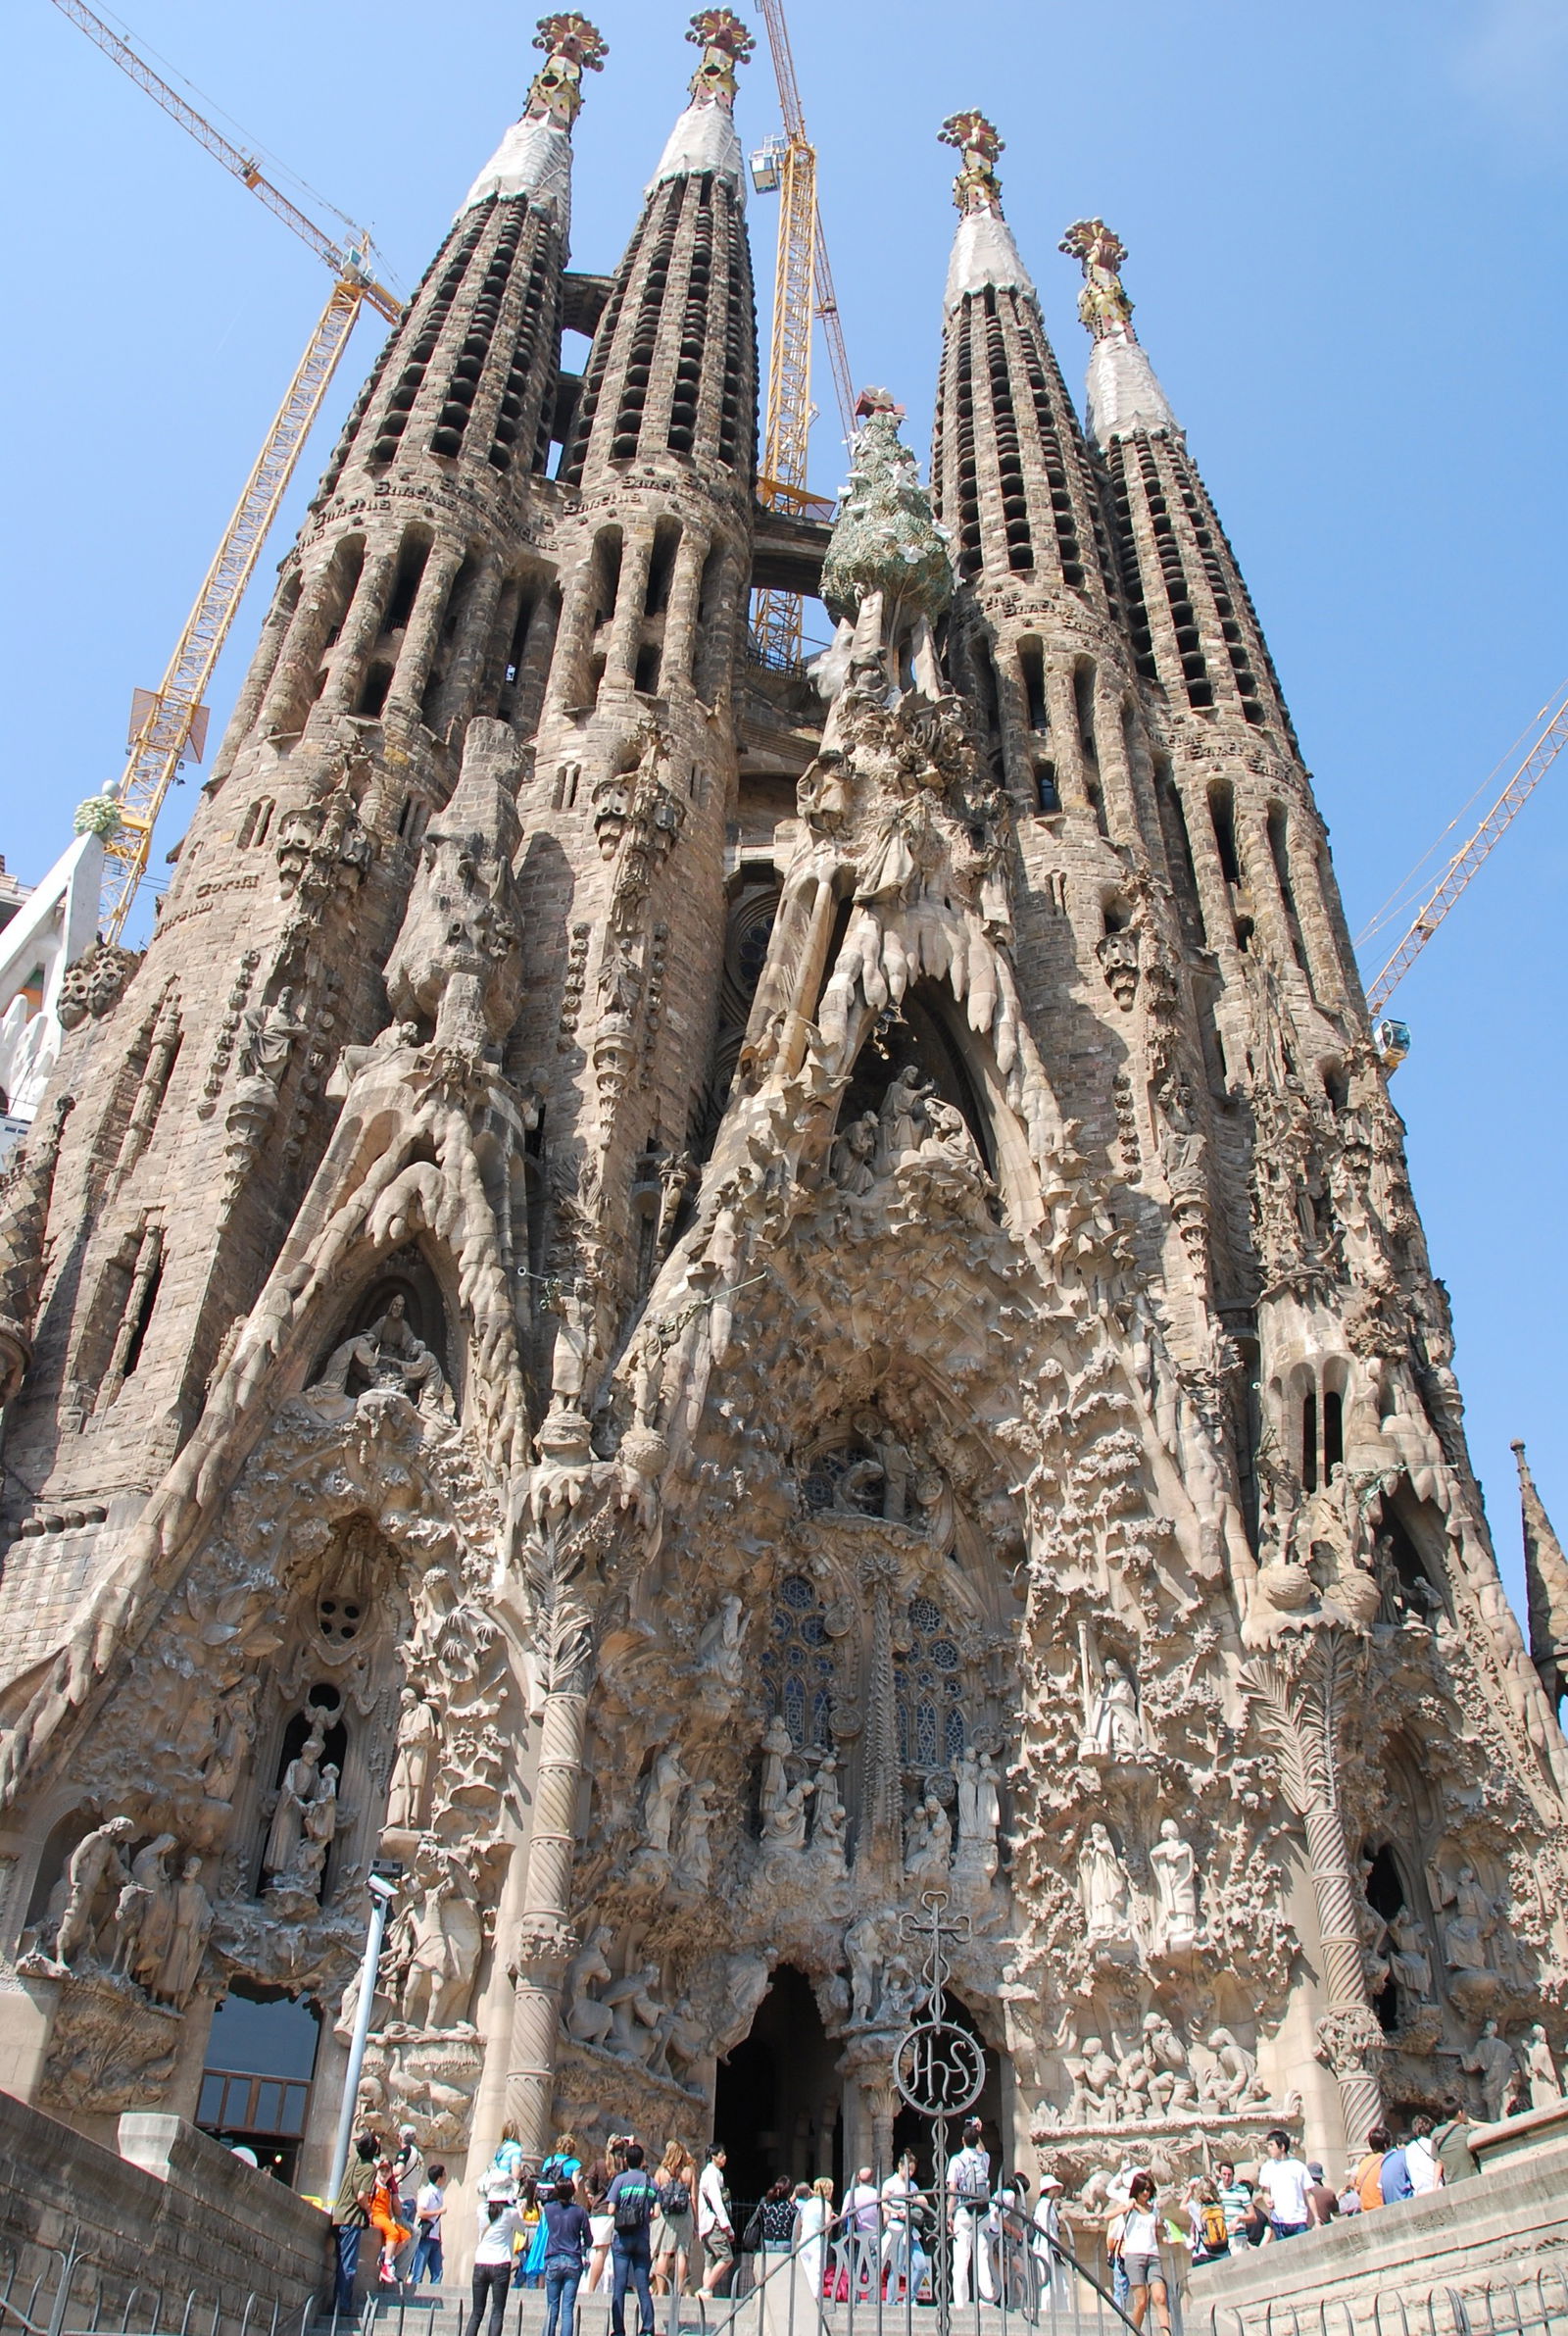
xmin=698 ymin=2145 xmax=734 ymax=2298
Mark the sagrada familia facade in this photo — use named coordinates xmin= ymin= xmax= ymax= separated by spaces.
xmin=1 ymin=5 xmax=1565 ymax=2220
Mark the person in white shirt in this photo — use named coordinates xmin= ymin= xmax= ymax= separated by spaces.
xmin=1109 ymin=2174 xmax=1170 ymax=2336
xmin=844 ymin=2167 xmax=881 ymax=2299
xmin=466 ymin=2198 xmax=522 ymax=2336
xmin=1255 ymin=2130 xmax=1312 ymax=2240
xmin=880 ymin=2152 xmax=922 ymax=2298
xmin=1031 ymin=2175 xmax=1068 ymax=2306
xmin=698 ymin=2146 xmax=735 ymax=2298
xmin=948 ymin=2120 xmax=996 ymax=2304
xmin=1405 ymin=2113 xmax=1442 ymax=2196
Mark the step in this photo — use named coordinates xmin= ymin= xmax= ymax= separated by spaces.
xmin=325 ymin=2287 xmax=1125 ymax=2336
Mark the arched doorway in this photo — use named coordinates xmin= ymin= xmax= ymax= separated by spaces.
xmin=712 ymin=1966 xmax=842 ymax=2206
xmin=889 ymin=1993 xmax=1004 ymax=2186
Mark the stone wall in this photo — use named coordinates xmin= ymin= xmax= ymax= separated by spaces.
xmin=1187 ymin=2105 xmax=1568 ymax=2326
xmin=0 ymin=2092 xmax=328 ymax=2336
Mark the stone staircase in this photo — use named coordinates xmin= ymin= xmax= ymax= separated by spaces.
xmin=321 ymin=2279 xmax=1131 ymax=2336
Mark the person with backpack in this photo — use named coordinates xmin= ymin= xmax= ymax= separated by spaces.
xmin=652 ymin=2142 xmax=695 ymax=2298
xmin=540 ymin=2132 xmax=584 ymax=2195
xmin=948 ymin=2118 xmax=996 ymax=2304
xmin=1188 ymin=2178 xmax=1231 ymax=2263
xmin=607 ymin=2139 xmax=660 ymax=2336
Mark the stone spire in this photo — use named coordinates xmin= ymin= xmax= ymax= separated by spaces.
xmin=939 ymin=110 xmax=1035 ymax=312
xmin=561 ymin=11 xmax=757 ymax=488
xmin=1514 ymin=1441 xmax=1568 ymax=1711
xmin=649 ymin=8 xmax=755 ymax=195
xmin=459 ymin=12 xmax=609 ymax=227
xmin=0 ymin=1093 xmax=73 ymax=1408
xmin=1058 ymin=219 xmax=1177 ymax=449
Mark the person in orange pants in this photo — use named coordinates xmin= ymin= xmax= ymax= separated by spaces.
xmin=370 ymin=2155 xmax=413 ymax=2286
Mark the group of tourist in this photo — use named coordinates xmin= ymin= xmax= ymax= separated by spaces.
xmin=328 ymin=2096 xmax=1494 ymax=2336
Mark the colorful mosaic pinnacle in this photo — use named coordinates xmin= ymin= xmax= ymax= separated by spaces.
xmin=686 ymin=9 xmax=756 ymax=103
xmin=940 ymin=109 xmax=1004 ymax=212
xmin=1060 ymin=215 xmax=1137 ymax=338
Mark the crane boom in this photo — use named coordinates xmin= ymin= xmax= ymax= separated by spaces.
xmin=48 ymin=0 xmax=400 ymax=321
xmin=753 ymin=0 xmax=854 ymax=666
xmin=1363 ymin=686 xmax=1568 ymax=1017
xmin=99 ymin=280 xmax=366 ymax=942
xmin=50 ymin=0 xmax=409 ymax=941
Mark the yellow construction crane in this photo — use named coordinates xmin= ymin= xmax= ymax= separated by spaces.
xmin=51 ymin=0 xmax=402 ymax=945
xmin=749 ymin=0 xmax=856 ymax=669
xmin=1359 ymin=685 xmax=1568 ymax=1067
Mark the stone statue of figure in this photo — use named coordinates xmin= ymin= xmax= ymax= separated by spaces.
xmin=1521 ymin=2023 xmax=1563 ymax=2111
xmin=1150 ymin=1818 xmax=1200 ymax=1949
xmin=234 ymin=987 xmax=307 ymax=1102
xmin=830 ymin=1111 xmax=879 ymax=1195
xmin=762 ymin=1776 xmax=813 ymax=1853
xmin=846 ymin=1914 xmax=881 ymax=2025
xmin=51 ymin=1816 xmax=136 ymax=1968
xmin=695 ymin=1594 xmax=745 ymax=1688
xmin=1080 ymin=1822 xmax=1132 ymax=1941
xmin=676 ymin=1781 xmax=715 ymax=1889
xmin=811 ymin=1757 xmax=848 ymax=1862
xmin=854 ymin=1408 xmax=914 ymax=1523
xmin=367 ymin=1295 xmax=447 ymax=1414
xmin=549 ymin=1277 xmax=597 ymax=1407
xmin=564 ymin=1924 xmax=616 ymax=2047
xmin=263 ymin=1713 xmax=328 ymax=1882
xmin=1201 ymin=2027 xmax=1265 ymax=2111
xmin=202 ymin=1677 xmax=258 ymax=1806
xmin=605 ymin=1963 xmax=662 ymax=2060
xmin=1387 ymin=1906 xmax=1434 ymax=2002
xmin=1086 ymin=1662 xmax=1143 ymax=1759
xmin=1463 ymin=2018 xmax=1518 ymax=2121
xmin=155 ymin=1856 xmax=213 ymax=2009
xmin=956 ymin=1748 xmax=981 ymax=1845
xmin=920 ymin=1095 xmax=980 ymax=1166
xmin=975 ymin=1753 xmax=1002 ymax=1877
xmin=1065 ymin=2035 xmax=1120 ymax=2125
xmin=386 ymin=1689 xmax=438 ymax=1832
xmin=905 ymin=1791 xmax=953 ymax=1885
xmin=111 ymin=1833 xmax=177 ymax=1986
xmin=642 ymin=1743 xmax=687 ymax=1858
xmin=876 ymin=1067 xmax=930 ymax=1170
xmin=1437 ymin=1867 xmax=1494 ymax=1974
xmin=400 ymin=1851 xmax=483 ymax=2031
xmin=759 ymin=1715 xmax=792 ymax=1821
xmin=294 ymin=1764 xmax=340 ymax=1892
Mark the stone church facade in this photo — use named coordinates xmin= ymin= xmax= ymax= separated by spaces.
xmin=0 ymin=8 xmax=1564 ymax=2221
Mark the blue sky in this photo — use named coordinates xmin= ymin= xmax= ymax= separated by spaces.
xmin=4 ymin=0 xmax=1565 ymax=1627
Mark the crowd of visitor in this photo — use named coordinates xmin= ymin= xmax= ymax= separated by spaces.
xmin=327 ymin=2093 xmax=1491 ymax=2336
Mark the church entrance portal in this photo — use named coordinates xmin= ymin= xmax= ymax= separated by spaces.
xmin=713 ymin=1972 xmax=1007 ymax=2207
xmin=712 ymin=1966 xmax=842 ymax=2204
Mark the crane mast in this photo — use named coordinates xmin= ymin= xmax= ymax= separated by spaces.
xmin=752 ymin=0 xmax=854 ymax=669
xmin=50 ymin=0 xmax=401 ymax=945
xmin=1363 ymin=686 xmax=1568 ymax=1021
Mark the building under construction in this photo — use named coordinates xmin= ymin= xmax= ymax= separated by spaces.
xmin=0 ymin=2 xmax=1565 ymax=2261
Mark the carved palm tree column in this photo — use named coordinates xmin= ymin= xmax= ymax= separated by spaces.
xmin=1243 ymin=1636 xmax=1385 ymax=2151
xmin=860 ymin=1550 xmax=905 ymax=1864
xmin=505 ymin=1517 xmax=598 ymax=2154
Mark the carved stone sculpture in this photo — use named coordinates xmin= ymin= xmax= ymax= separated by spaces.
xmin=1080 ymin=1822 xmax=1133 ymax=1941
xmin=1521 ymin=2022 xmax=1563 ymax=2111
xmin=262 ymin=1713 xmax=327 ymax=1884
xmin=386 ymin=1689 xmax=438 ymax=1833
xmin=156 ymin=1857 xmax=214 ymax=2009
xmin=1150 ymin=1817 xmax=1201 ymax=1951
xmin=1463 ymin=2019 xmax=1518 ymax=2122
xmin=1084 ymin=1661 xmax=1143 ymax=1760
xmin=53 ymin=1817 xmax=135 ymax=1968
xmin=564 ymin=1924 xmax=615 ymax=2048
xmin=641 ymin=1743 xmax=687 ymax=1859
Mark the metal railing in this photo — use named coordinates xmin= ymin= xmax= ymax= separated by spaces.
xmin=0 ymin=2232 xmax=314 ymax=2336
xmin=1201 ymin=2253 xmax=1568 ymax=2335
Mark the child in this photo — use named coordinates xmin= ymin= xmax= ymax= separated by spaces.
xmin=369 ymin=2156 xmax=412 ymax=2286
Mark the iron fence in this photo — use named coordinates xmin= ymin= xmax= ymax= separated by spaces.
xmin=0 ymin=2231 xmax=314 ymax=2336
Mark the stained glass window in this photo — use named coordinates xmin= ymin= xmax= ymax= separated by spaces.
xmin=896 ymin=1595 xmax=966 ymax=1770
xmin=760 ymin=1572 xmax=835 ymax=1748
